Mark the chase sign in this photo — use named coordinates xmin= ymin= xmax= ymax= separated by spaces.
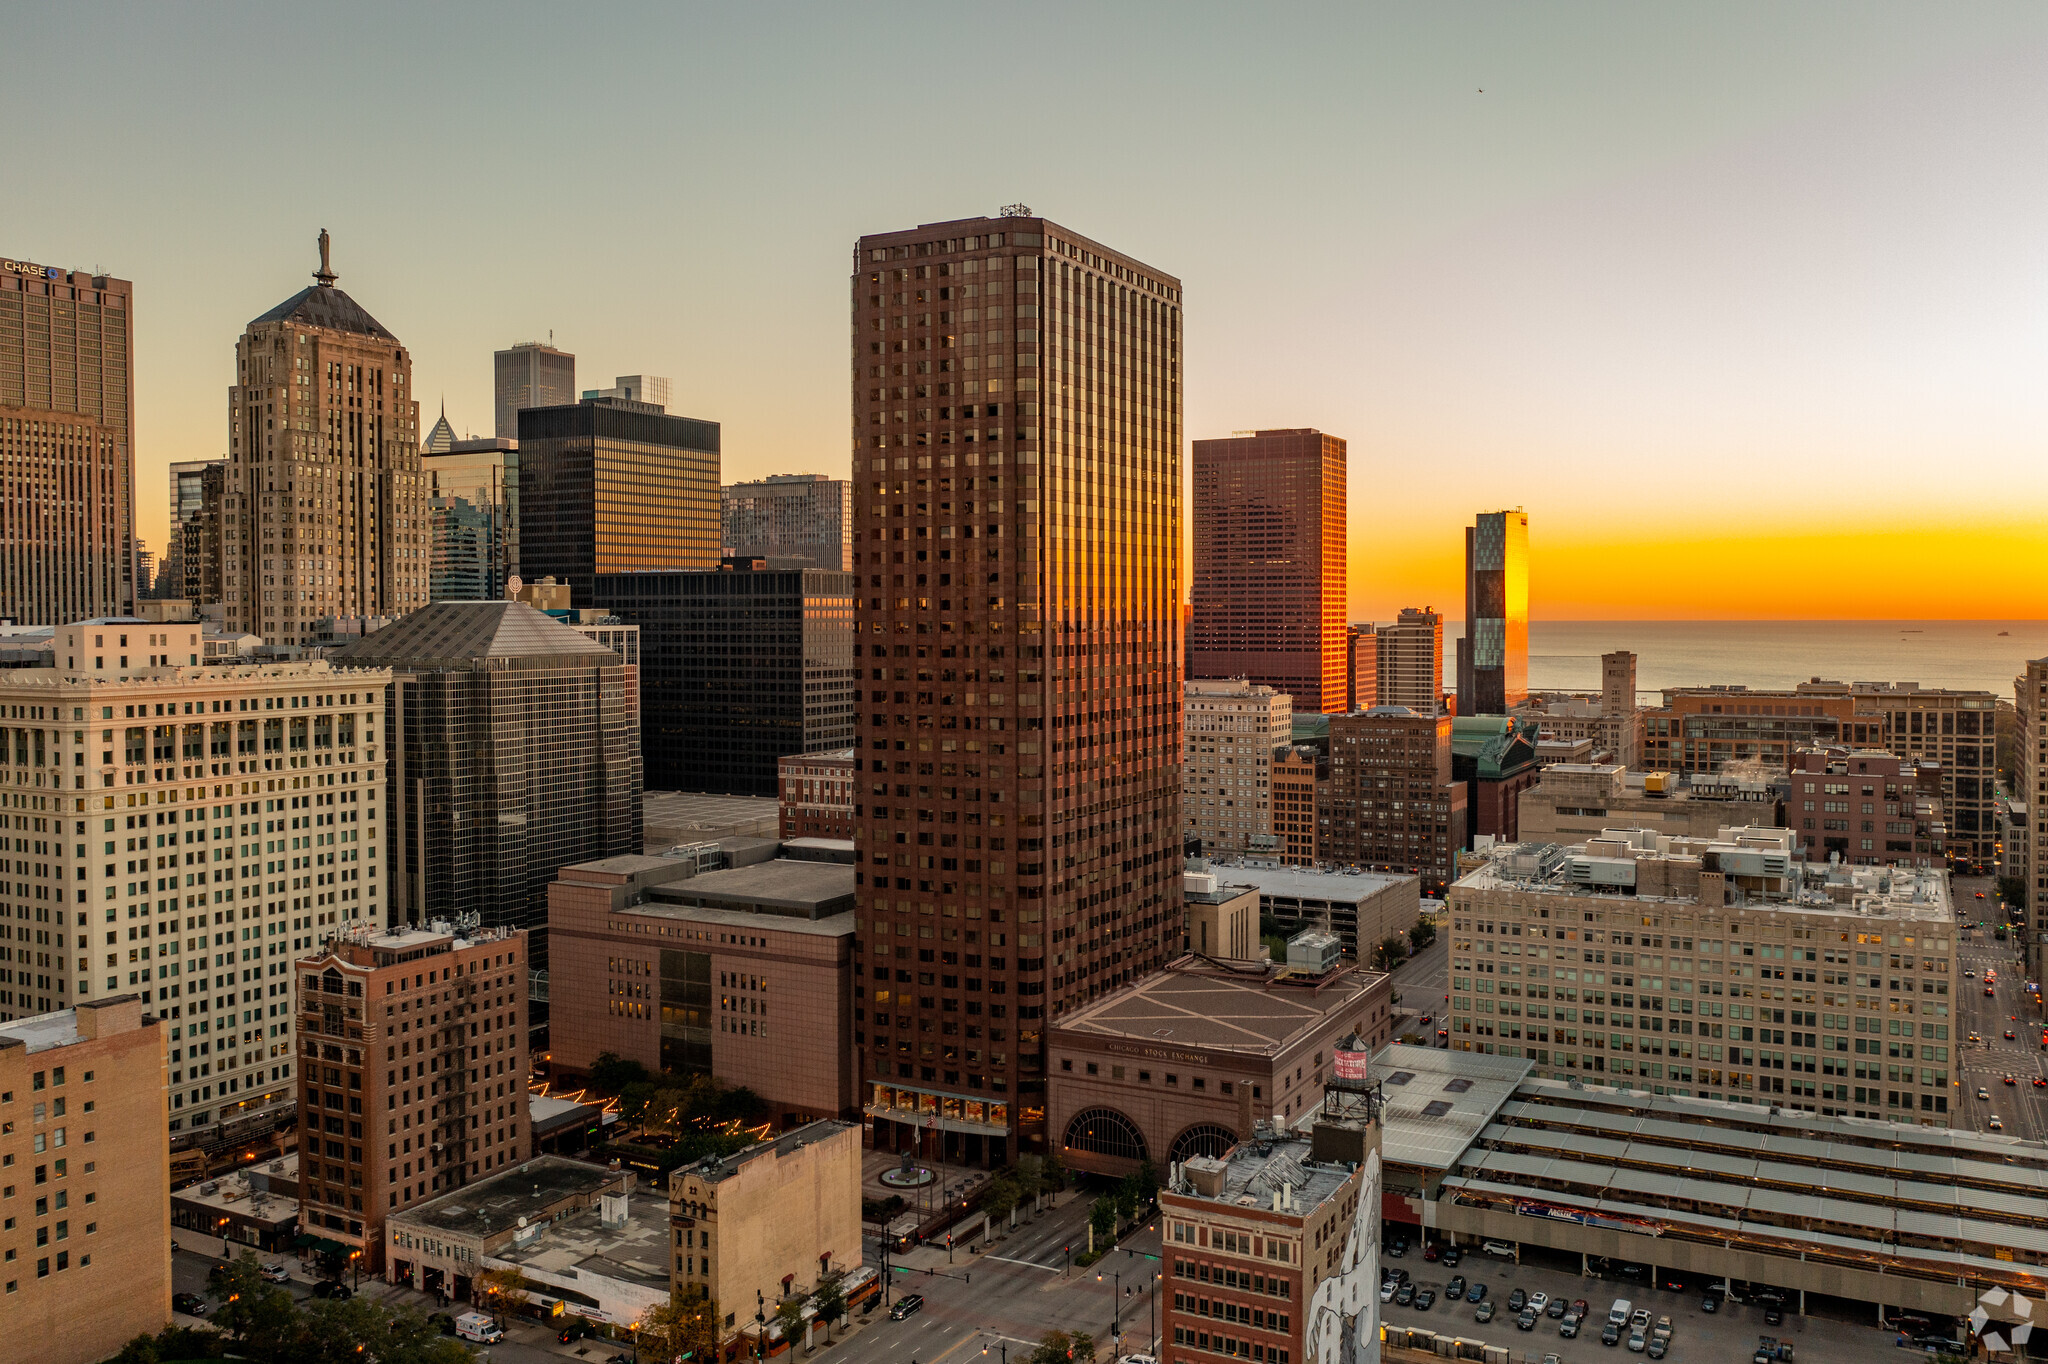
xmin=1 ymin=259 xmax=62 ymax=280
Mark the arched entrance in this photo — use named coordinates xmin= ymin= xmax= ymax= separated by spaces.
xmin=1062 ymin=1107 xmax=1148 ymax=1163
xmin=1168 ymin=1122 xmax=1239 ymax=1164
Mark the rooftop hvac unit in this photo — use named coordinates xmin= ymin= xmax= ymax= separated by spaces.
xmin=1286 ymin=930 xmax=1342 ymax=976
xmin=1563 ymin=856 xmax=1637 ymax=888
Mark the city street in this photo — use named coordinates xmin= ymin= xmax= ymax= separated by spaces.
xmin=1387 ymin=935 xmax=1449 ymax=1042
xmin=1953 ymin=873 xmax=2043 ymax=1138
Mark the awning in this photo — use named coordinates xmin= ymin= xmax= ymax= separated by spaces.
xmin=295 ymin=1233 xmax=349 ymax=1255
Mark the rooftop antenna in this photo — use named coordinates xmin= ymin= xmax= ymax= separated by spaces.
xmin=314 ymin=228 xmax=337 ymax=288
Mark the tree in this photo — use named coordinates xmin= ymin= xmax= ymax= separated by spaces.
xmin=983 ymin=1173 xmax=1019 ymax=1228
xmin=643 ymin=1290 xmax=723 ymax=1364
xmin=1134 ymin=1158 xmax=1161 ymax=1211
xmin=1090 ymin=1196 xmax=1117 ymax=1246
xmin=479 ymin=1266 xmax=532 ymax=1322
xmin=590 ymin=1050 xmax=652 ymax=1093
xmin=1113 ymin=1174 xmax=1141 ymax=1226
xmin=1409 ymin=916 xmax=1436 ymax=951
xmin=1014 ymin=1155 xmax=1045 ymax=1212
xmin=1040 ymin=1151 xmax=1068 ymax=1194
xmin=776 ymin=1294 xmax=809 ymax=1351
xmin=813 ymin=1278 xmax=847 ymax=1337
xmin=1030 ymin=1329 xmax=1096 ymax=1364
xmin=207 ymin=1252 xmax=300 ymax=1362
xmin=1372 ymin=936 xmax=1405 ymax=970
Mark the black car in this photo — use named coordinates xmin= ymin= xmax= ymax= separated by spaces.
xmin=172 ymin=1292 xmax=209 ymax=1317
xmin=1508 ymin=1288 xmax=1527 ymax=1312
xmin=1517 ymin=1309 xmax=1539 ymax=1331
xmin=1394 ymin=1284 xmax=1416 ymax=1306
xmin=1414 ymin=1289 xmax=1437 ymax=1311
xmin=312 ymin=1280 xmax=352 ymax=1300
xmin=1765 ymin=1306 xmax=1784 ymax=1326
xmin=1559 ymin=1315 xmax=1581 ymax=1339
xmin=1445 ymin=1275 xmax=1467 ymax=1300
xmin=889 ymin=1294 xmax=924 ymax=1321
xmin=1440 ymin=1245 xmax=1462 ymax=1267
xmin=559 ymin=1322 xmax=592 ymax=1342
xmin=1914 ymin=1336 xmax=1966 ymax=1354
xmin=1548 ymin=1297 xmax=1570 ymax=1319
xmin=1601 ymin=1322 xmax=1621 ymax=1347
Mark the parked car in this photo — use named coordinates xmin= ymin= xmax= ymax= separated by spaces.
xmin=1629 ymin=1309 xmax=1651 ymax=1331
xmin=1628 ymin=1327 xmax=1648 ymax=1353
xmin=889 ymin=1294 xmax=925 ymax=1321
xmin=1573 ymin=1299 xmax=1590 ymax=1320
xmin=1702 ymin=1294 xmax=1721 ymax=1314
xmin=1467 ymin=1282 xmax=1488 ymax=1304
xmin=1395 ymin=1284 xmax=1416 ymax=1307
xmin=1445 ymin=1276 xmax=1467 ymax=1301
xmin=1765 ymin=1306 xmax=1785 ymax=1325
xmin=1422 ymin=1243 xmax=1440 ymax=1262
xmin=1559 ymin=1314 xmax=1581 ymax=1339
xmin=172 ymin=1293 xmax=209 ymax=1317
xmin=1481 ymin=1239 xmax=1515 ymax=1258
xmin=1507 ymin=1288 xmax=1527 ymax=1312
xmin=1527 ymin=1292 xmax=1551 ymax=1315
xmin=1439 ymin=1245 xmax=1462 ymax=1267
xmin=312 ymin=1281 xmax=352 ymax=1300
xmin=1518 ymin=1309 xmax=1539 ymax=1332
xmin=1601 ymin=1321 xmax=1621 ymax=1347
xmin=1548 ymin=1296 xmax=1569 ymax=1319
xmin=1475 ymin=1301 xmax=1496 ymax=1324
xmin=1414 ymin=1289 xmax=1437 ymax=1311
xmin=1647 ymin=1338 xmax=1669 ymax=1360
xmin=259 ymin=1263 xmax=290 ymax=1284
xmin=1660 ymin=1275 xmax=1684 ymax=1292
xmin=1379 ymin=1282 xmax=1397 ymax=1303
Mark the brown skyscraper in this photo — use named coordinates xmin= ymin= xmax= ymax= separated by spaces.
xmin=851 ymin=213 xmax=1183 ymax=1164
xmin=1324 ymin=706 xmax=1467 ymax=895
xmin=0 ymin=253 xmax=136 ymax=622
xmin=1190 ymin=428 xmax=1346 ymax=714
xmin=222 ymin=231 xmax=426 ymax=646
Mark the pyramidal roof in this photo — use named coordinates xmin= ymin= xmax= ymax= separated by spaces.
xmin=423 ymin=403 xmax=457 ymax=454
xmin=249 ymin=228 xmax=397 ymax=340
xmin=330 ymin=601 xmax=620 ymax=672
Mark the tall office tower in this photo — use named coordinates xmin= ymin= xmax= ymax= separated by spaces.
xmin=722 ymin=472 xmax=855 ymax=570
xmin=161 ymin=459 xmax=225 ymax=602
xmin=584 ymin=374 xmax=672 ymax=409
xmin=0 ymin=996 xmax=171 ymax=1364
xmin=294 ymin=922 xmax=529 ymax=1270
xmin=421 ymin=401 xmax=456 ymax=455
xmin=493 ymin=340 xmax=575 ymax=440
xmin=1182 ymin=678 xmax=1293 ymax=858
xmin=592 ymin=560 xmax=853 ymax=796
xmin=424 ymin=435 xmax=519 ymax=600
xmin=1455 ymin=510 xmax=1529 ymax=716
xmin=851 ymin=213 xmax=1183 ymax=1164
xmin=173 ymin=463 xmax=229 ymax=605
xmin=0 ymin=254 xmax=136 ymax=623
xmin=1601 ymin=649 xmax=1642 ymax=767
xmin=220 ymin=232 xmax=426 ymax=647
xmin=517 ymin=397 xmax=721 ymax=597
xmin=1323 ymin=706 xmax=1467 ymax=895
xmin=1344 ymin=623 xmax=1378 ymax=712
xmin=1189 ymin=428 xmax=1347 ymax=715
xmin=1374 ymin=607 xmax=1443 ymax=713
xmin=331 ymin=601 xmax=641 ymax=955
xmin=6 ymin=619 xmax=388 ymax=1164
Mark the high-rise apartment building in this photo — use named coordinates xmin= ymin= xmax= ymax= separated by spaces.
xmin=294 ymin=922 xmax=530 ymax=1269
xmin=493 ymin=340 xmax=575 ymax=440
xmin=723 ymin=473 xmax=854 ymax=571
xmin=1271 ymin=747 xmax=1319 ymax=867
xmin=1374 ymin=608 xmax=1442 ymax=714
xmin=850 ymin=212 xmax=1184 ymax=1163
xmin=221 ymin=232 xmax=427 ymax=647
xmin=4 ymin=619 xmax=388 ymax=1161
xmin=424 ymin=435 xmax=519 ymax=601
xmin=0 ymin=995 xmax=170 ymax=1364
xmin=0 ymin=254 xmax=136 ymax=623
xmin=1183 ymin=678 xmax=1292 ymax=859
xmin=1190 ymin=429 xmax=1346 ymax=716
xmin=591 ymin=561 xmax=853 ymax=796
xmin=1446 ymin=828 xmax=1958 ymax=1124
xmin=330 ymin=601 xmax=641 ymax=954
xmin=1323 ymin=707 xmax=1467 ymax=895
xmin=518 ymin=397 xmax=721 ymax=597
xmin=1454 ymin=511 xmax=1528 ymax=716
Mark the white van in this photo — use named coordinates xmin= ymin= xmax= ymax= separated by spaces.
xmin=1607 ymin=1299 xmax=1633 ymax=1327
xmin=455 ymin=1312 xmax=505 ymax=1344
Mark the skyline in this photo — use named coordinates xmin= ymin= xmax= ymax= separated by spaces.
xmin=9 ymin=2 xmax=2048 ymax=619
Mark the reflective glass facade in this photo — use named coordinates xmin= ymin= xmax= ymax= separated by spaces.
xmin=1456 ymin=510 xmax=1528 ymax=715
xmin=851 ymin=215 xmax=1184 ymax=1163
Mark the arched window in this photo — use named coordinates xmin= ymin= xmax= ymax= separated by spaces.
xmin=1169 ymin=1123 xmax=1238 ymax=1165
xmin=1063 ymin=1107 xmax=1147 ymax=1163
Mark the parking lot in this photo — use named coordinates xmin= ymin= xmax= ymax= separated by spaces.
xmin=1375 ymin=1242 xmax=1929 ymax=1364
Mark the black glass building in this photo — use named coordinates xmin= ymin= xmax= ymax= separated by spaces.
xmin=332 ymin=600 xmax=643 ymax=961
xmin=1455 ymin=509 xmax=1528 ymax=716
xmin=517 ymin=397 xmax=721 ymax=597
xmin=590 ymin=560 xmax=855 ymax=796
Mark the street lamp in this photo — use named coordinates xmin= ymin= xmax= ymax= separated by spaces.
xmin=1151 ymin=1271 xmax=1162 ymax=1354
xmin=983 ymin=1342 xmax=1010 ymax=1364
xmin=756 ymin=1288 xmax=767 ymax=1364
xmin=1096 ymin=1269 xmax=1123 ymax=1351
xmin=349 ymin=1249 xmax=361 ymax=1292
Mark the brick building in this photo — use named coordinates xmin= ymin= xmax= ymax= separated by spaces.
xmin=1788 ymin=746 xmax=1946 ymax=866
xmin=547 ymin=854 xmax=857 ymax=1125
xmin=1449 ymin=715 xmax=1541 ymax=847
xmin=1183 ymin=678 xmax=1293 ymax=859
xmin=1270 ymin=748 xmax=1319 ymax=867
xmin=1322 ymin=707 xmax=1467 ymax=895
xmin=0 ymin=995 xmax=168 ymax=1364
xmin=294 ymin=923 xmax=529 ymax=1270
xmin=779 ymin=749 xmax=855 ymax=839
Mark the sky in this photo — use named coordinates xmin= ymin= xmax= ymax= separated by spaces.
xmin=8 ymin=1 xmax=2048 ymax=621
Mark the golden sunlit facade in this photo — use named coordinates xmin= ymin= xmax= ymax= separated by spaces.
xmin=850 ymin=214 xmax=1183 ymax=1164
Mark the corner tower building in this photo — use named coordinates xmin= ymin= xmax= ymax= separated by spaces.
xmin=851 ymin=213 xmax=1184 ymax=1164
xmin=222 ymin=232 xmax=426 ymax=647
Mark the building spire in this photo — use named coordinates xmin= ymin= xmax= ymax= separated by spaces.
xmin=314 ymin=227 xmax=338 ymax=287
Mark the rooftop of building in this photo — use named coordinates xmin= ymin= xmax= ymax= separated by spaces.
xmin=490 ymin=1181 xmax=671 ymax=1293
xmin=780 ymin=748 xmax=856 ymax=766
xmin=1660 ymin=679 xmax=2001 ymax=702
xmin=305 ymin=920 xmax=521 ymax=968
xmin=1362 ymin=1044 xmax=1532 ymax=1172
xmin=643 ymin=857 xmax=855 ymax=918
xmin=1186 ymin=678 xmax=1288 ymax=700
xmin=1533 ymin=764 xmax=1781 ymax=801
xmin=393 ymin=1156 xmax=621 ymax=1239
xmin=0 ymin=1010 xmax=84 ymax=1053
xmin=1200 ymin=860 xmax=1418 ymax=905
xmin=172 ymin=1153 xmax=301 ymax=1225
xmin=330 ymin=600 xmax=621 ymax=671
xmin=643 ymin=790 xmax=781 ymax=846
xmin=1165 ymin=1132 xmax=1355 ymax=1216
xmin=1455 ymin=828 xmax=1953 ymax=921
xmin=672 ymin=1119 xmax=854 ymax=1187
xmin=1450 ymin=716 xmax=1539 ymax=777
xmin=1053 ymin=955 xmax=1385 ymax=1059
